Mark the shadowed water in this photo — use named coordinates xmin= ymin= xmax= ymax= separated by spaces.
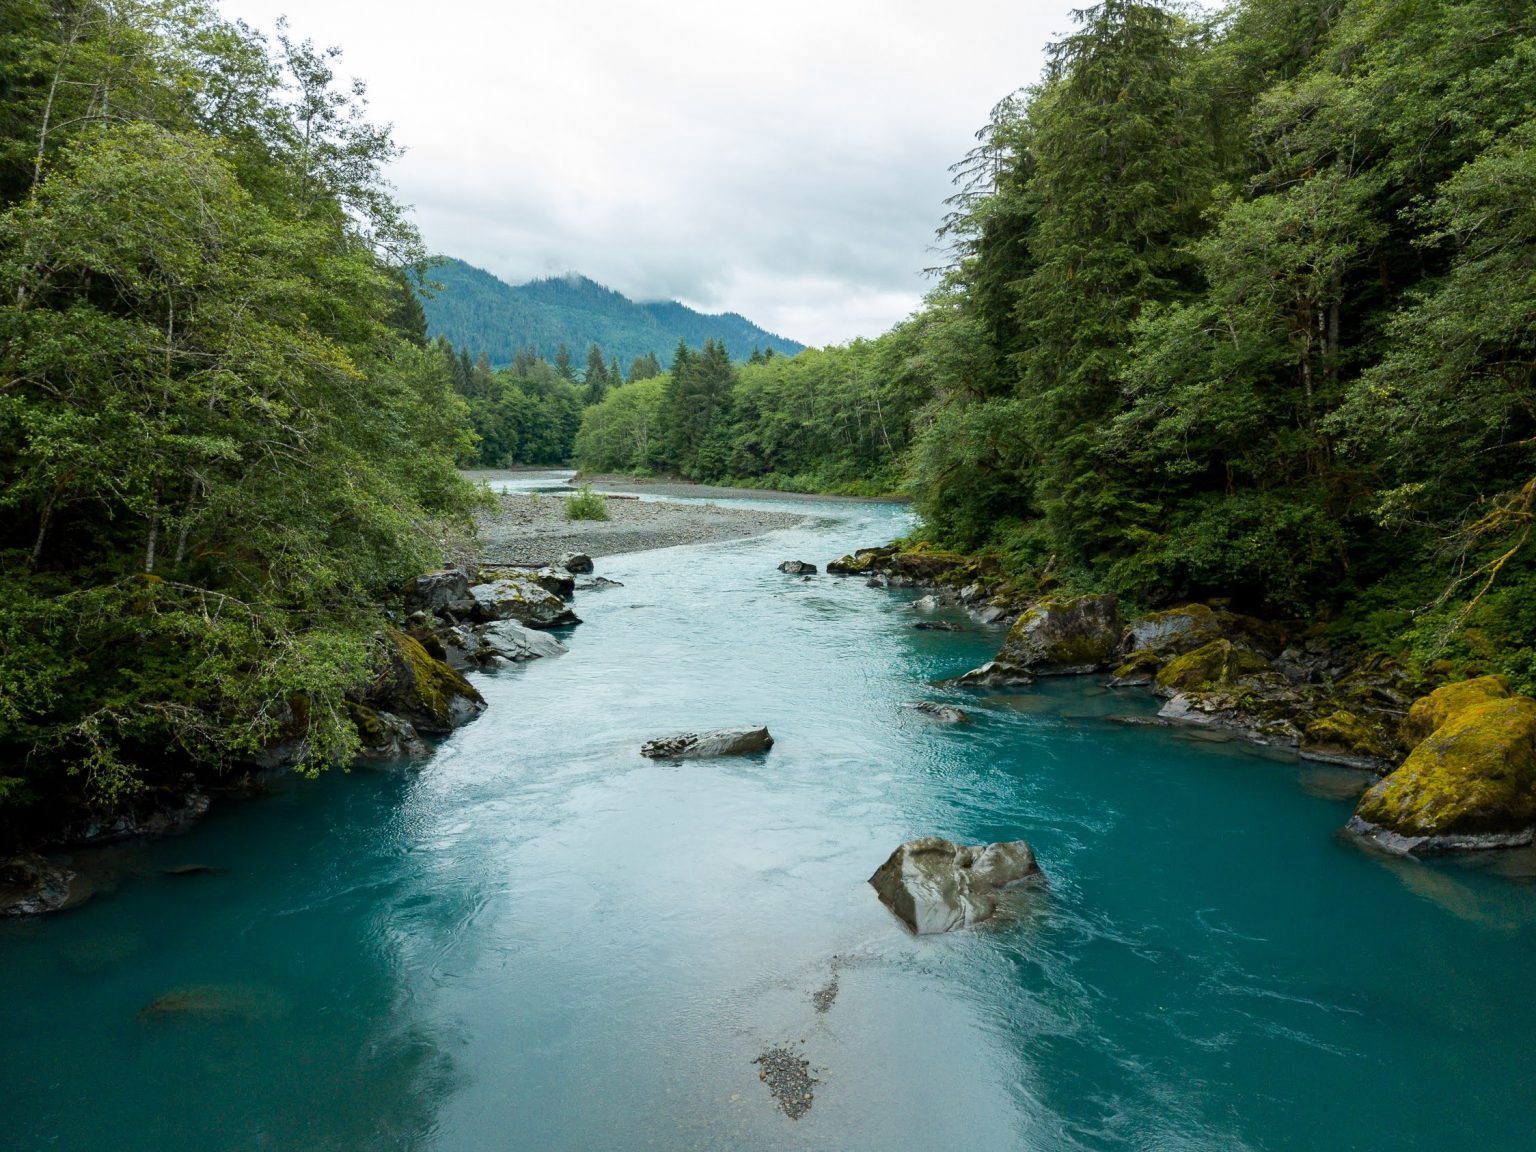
xmin=3 ymin=491 xmax=1534 ymax=1150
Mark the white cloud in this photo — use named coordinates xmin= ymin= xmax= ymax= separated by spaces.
xmin=218 ymin=0 xmax=1064 ymax=345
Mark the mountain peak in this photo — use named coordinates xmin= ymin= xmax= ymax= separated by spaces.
xmin=421 ymin=258 xmax=805 ymax=368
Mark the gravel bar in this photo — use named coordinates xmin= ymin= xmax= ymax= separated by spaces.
xmin=469 ymin=488 xmax=807 ymax=567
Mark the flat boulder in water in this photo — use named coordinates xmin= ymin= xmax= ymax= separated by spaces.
xmin=469 ymin=577 xmax=580 ymax=629
xmin=869 ymin=836 xmax=1043 ymax=934
xmin=640 ymin=726 xmax=773 ymax=759
xmin=943 ymin=660 xmax=1036 ymax=688
xmin=478 ymin=619 xmax=568 ymax=661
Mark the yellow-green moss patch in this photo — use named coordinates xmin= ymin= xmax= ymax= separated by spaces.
xmin=1155 ymin=640 xmax=1269 ymax=693
xmin=1399 ymin=675 xmax=1511 ymax=746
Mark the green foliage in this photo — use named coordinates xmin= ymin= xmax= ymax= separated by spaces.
xmin=563 ymin=486 xmax=609 ymax=521
xmin=0 ymin=1 xmax=475 ymax=834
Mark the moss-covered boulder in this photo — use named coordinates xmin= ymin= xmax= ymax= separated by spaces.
xmin=369 ymin=631 xmax=486 ymax=735
xmin=1108 ymin=649 xmax=1161 ymax=686
xmin=998 ymin=594 xmax=1121 ymax=675
xmin=827 ymin=547 xmax=894 ymax=575
xmin=1301 ymin=710 xmax=1393 ymax=770
xmin=1154 ymin=640 xmax=1270 ymax=694
xmin=1352 ymin=697 xmax=1536 ymax=847
xmin=1120 ymin=604 xmax=1223 ymax=659
xmin=1399 ymin=675 xmax=1511 ymax=747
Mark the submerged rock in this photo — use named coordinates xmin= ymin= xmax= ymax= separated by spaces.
xmin=869 ymin=836 xmax=1043 ymax=934
xmin=478 ymin=619 xmax=568 ymax=661
xmin=914 ymin=620 xmax=964 ymax=632
xmin=778 ymin=560 xmax=817 ymax=575
xmin=640 ymin=726 xmax=773 ymax=759
xmin=576 ymin=576 xmax=624 ymax=591
xmin=907 ymin=701 xmax=972 ymax=724
xmin=1351 ymin=696 xmax=1536 ymax=851
xmin=560 ymin=552 xmax=594 ymax=574
xmin=998 ymin=594 xmax=1121 ymax=675
xmin=469 ymin=577 xmax=580 ymax=629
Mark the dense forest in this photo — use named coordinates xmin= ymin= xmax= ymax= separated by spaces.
xmin=0 ymin=2 xmax=476 ymax=831
xmin=572 ymin=0 xmax=1536 ymax=687
xmin=421 ymin=257 xmax=804 ymax=369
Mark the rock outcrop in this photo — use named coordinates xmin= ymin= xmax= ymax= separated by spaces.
xmin=640 ymin=726 xmax=774 ymax=759
xmin=479 ymin=619 xmax=568 ymax=662
xmin=1 ymin=854 xmax=80 ymax=917
xmin=998 ymin=594 xmax=1122 ymax=674
xmin=350 ymin=704 xmax=430 ymax=761
xmin=468 ymin=576 xmax=580 ymax=629
xmin=1350 ymin=685 xmax=1536 ymax=851
xmin=368 ymin=631 xmax=487 ymax=735
xmin=868 ymin=837 xmax=1044 ymax=934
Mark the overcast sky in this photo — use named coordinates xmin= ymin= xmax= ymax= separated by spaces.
xmin=217 ymin=1 xmax=1065 ymax=347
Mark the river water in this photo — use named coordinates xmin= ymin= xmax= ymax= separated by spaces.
xmin=3 ymin=485 xmax=1534 ymax=1151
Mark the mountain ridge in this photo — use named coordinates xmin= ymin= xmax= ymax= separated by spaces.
xmin=420 ymin=258 xmax=806 ymax=368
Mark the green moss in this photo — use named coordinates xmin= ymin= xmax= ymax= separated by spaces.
xmin=1302 ymin=710 xmax=1391 ymax=761
xmin=1356 ymin=697 xmax=1536 ymax=836
xmin=1400 ymin=675 xmax=1511 ymax=746
xmin=1113 ymin=649 xmax=1161 ymax=679
xmin=1155 ymin=639 xmax=1269 ymax=692
xmin=388 ymin=630 xmax=481 ymax=730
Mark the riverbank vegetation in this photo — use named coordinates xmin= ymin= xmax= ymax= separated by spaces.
xmin=573 ymin=0 xmax=1536 ymax=687
xmin=0 ymin=2 xmax=476 ymax=837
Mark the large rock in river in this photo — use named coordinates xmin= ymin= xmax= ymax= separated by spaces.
xmin=478 ymin=619 xmax=568 ymax=662
xmin=403 ymin=569 xmax=470 ymax=616
xmin=1154 ymin=639 xmax=1269 ymax=694
xmin=469 ymin=577 xmax=580 ymax=629
xmin=640 ymin=727 xmax=773 ymax=759
xmin=869 ymin=837 xmax=1043 ymax=934
xmin=1350 ymin=695 xmax=1536 ymax=850
xmin=998 ymin=594 xmax=1121 ymax=674
xmin=1119 ymin=603 xmax=1223 ymax=658
xmin=369 ymin=631 xmax=486 ymax=735
xmin=1 ymin=854 xmax=80 ymax=917
xmin=1398 ymin=675 xmax=1510 ymax=747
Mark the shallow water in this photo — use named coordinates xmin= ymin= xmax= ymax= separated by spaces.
xmin=4 ymin=493 xmax=1534 ymax=1151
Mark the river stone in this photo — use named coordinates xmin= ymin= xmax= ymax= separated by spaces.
xmin=369 ymin=630 xmax=486 ymax=734
xmin=778 ymin=560 xmax=817 ymax=575
xmin=910 ymin=594 xmax=943 ymax=612
xmin=478 ymin=619 xmax=568 ymax=661
xmin=1 ymin=854 xmax=79 ymax=917
xmin=1119 ymin=603 xmax=1222 ymax=658
xmin=914 ymin=620 xmax=963 ymax=632
xmin=403 ymin=569 xmax=470 ymax=617
xmin=523 ymin=566 xmax=576 ymax=598
xmin=561 ymin=552 xmax=594 ymax=574
xmin=1350 ymin=696 xmax=1536 ymax=850
xmin=351 ymin=707 xmax=428 ymax=762
xmin=576 ymin=576 xmax=624 ymax=590
xmin=999 ymin=594 xmax=1122 ymax=674
xmin=437 ymin=624 xmax=487 ymax=671
xmin=907 ymin=702 xmax=971 ymax=724
xmin=469 ymin=577 xmax=580 ymax=629
xmin=640 ymin=726 xmax=773 ymax=759
xmin=869 ymin=836 xmax=1043 ymax=934
xmin=944 ymin=660 xmax=1036 ymax=688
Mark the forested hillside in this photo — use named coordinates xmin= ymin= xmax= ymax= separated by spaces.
xmin=0 ymin=2 xmax=476 ymax=835
xmin=421 ymin=258 xmax=805 ymax=369
xmin=577 ymin=0 xmax=1536 ymax=685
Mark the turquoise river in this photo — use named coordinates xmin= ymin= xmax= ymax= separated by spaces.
xmin=3 ymin=482 xmax=1534 ymax=1150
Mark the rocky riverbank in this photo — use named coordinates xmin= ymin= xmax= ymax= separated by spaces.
xmin=827 ymin=543 xmax=1536 ymax=857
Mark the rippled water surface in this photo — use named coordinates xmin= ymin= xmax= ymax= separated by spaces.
xmin=4 ymin=484 xmax=1535 ymax=1151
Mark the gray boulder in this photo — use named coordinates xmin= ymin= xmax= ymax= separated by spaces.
xmin=469 ymin=577 xmax=580 ymax=629
xmin=907 ymin=702 xmax=971 ymax=724
xmin=943 ymin=661 xmax=1036 ymax=688
xmin=478 ymin=619 xmax=568 ymax=661
xmin=351 ymin=708 xmax=428 ymax=762
xmin=561 ymin=552 xmax=595 ymax=574
xmin=403 ymin=569 xmax=470 ymax=616
xmin=778 ymin=560 xmax=818 ymax=575
xmin=525 ymin=566 xmax=576 ymax=598
xmin=640 ymin=726 xmax=774 ymax=759
xmin=1 ymin=854 xmax=80 ymax=917
xmin=576 ymin=576 xmax=624 ymax=591
xmin=869 ymin=837 xmax=1044 ymax=934
xmin=999 ymin=593 xmax=1122 ymax=674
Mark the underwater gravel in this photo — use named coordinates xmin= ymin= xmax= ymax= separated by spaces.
xmin=754 ymin=1044 xmax=818 ymax=1120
